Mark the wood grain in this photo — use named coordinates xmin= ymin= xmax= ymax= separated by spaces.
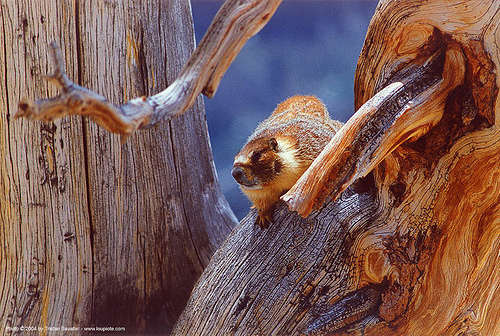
xmin=1 ymin=0 xmax=236 ymax=334
xmin=0 ymin=1 xmax=93 ymax=332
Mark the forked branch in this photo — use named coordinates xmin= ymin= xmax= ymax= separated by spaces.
xmin=16 ymin=0 xmax=282 ymax=136
xmin=16 ymin=42 xmax=153 ymax=136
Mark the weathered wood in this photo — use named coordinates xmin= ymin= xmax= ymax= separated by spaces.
xmin=0 ymin=1 xmax=93 ymax=334
xmin=172 ymin=1 xmax=500 ymax=335
xmin=78 ymin=1 xmax=238 ymax=332
xmin=352 ymin=1 xmax=500 ymax=334
xmin=1 ymin=0 xmax=235 ymax=335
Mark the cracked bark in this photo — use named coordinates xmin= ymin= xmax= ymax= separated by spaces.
xmin=0 ymin=0 xmax=235 ymax=335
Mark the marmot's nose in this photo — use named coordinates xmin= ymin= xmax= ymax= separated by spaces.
xmin=231 ymin=166 xmax=244 ymax=183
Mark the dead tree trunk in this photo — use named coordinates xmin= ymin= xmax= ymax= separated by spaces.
xmin=8 ymin=0 xmax=500 ymax=335
xmin=0 ymin=0 xmax=235 ymax=335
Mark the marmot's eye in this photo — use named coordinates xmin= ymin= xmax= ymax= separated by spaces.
xmin=251 ymin=151 xmax=262 ymax=162
xmin=269 ymin=138 xmax=279 ymax=152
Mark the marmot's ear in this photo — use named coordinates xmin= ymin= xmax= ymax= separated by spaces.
xmin=269 ymin=138 xmax=279 ymax=152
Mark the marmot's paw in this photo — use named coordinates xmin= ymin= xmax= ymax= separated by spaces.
xmin=256 ymin=209 xmax=274 ymax=229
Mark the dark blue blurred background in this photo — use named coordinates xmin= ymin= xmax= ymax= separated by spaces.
xmin=191 ymin=0 xmax=378 ymax=220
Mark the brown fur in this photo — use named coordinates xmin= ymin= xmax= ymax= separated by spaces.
xmin=232 ymin=95 xmax=343 ymax=229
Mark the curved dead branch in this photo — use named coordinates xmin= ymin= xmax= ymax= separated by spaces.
xmin=16 ymin=0 xmax=282 ymax=137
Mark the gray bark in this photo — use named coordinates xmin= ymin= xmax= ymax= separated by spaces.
xmin=0 ymin=1 xmax=235 ymax=334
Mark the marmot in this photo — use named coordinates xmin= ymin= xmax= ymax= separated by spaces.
xmin=232 ymin=95 xmax=343 ymax=229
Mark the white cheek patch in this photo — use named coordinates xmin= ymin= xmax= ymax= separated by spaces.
xmin=276 ymin=139 xmax=299 ymax=169
xmin=233 ymin=154 xmax=248 ymax=165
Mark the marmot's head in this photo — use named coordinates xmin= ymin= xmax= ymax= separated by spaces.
xmin=232 ymin=136 xmax=300 ymax=194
